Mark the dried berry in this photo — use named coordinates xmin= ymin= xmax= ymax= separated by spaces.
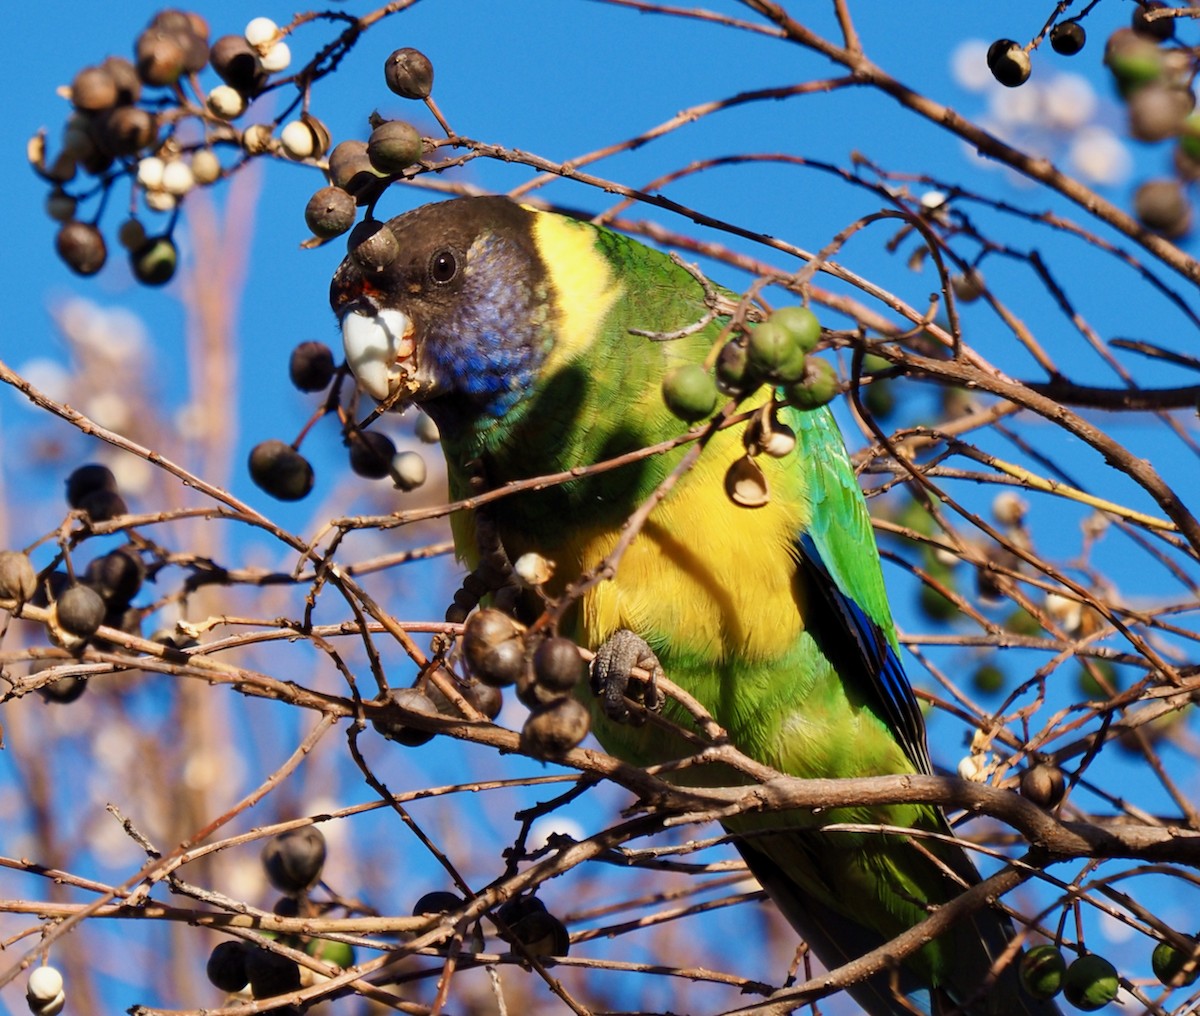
xmin=532 ymin=637 xmax=586 ymax=694
xmin=384 ymin=47 xmax=434 ymax=99
xmin=1134 ymin=178 xmax=1192 ymax=237
xmin=206 ymin=940 xmax=250 ymax=993
xmin=372 ymin=687 xmax=439 ymax=746
xmin=987 ymin=39 xmax=1031 ymax=88
xmin=367 ymin=120 xmax=424 ymax=175
xmin=289 ymin=341 xmax=336 ymax=392
xmin=463 ymin=610 xmax=525 ymax=687
xmin=56 ymin=221 xmax=107 ymax=276
xmin=55 ymin=584 xmax=106 ymax=639
xmin=262 ymin=826 xmax=327 ymax=894
xmin=327 ymin=140 xmax=385 ymax=205
xmin=83 ymin=545 xmax=144 ymax=606
xmin=304 ymin=185 xmax=356 ymax=240
xmin=347 ymin=219 xmax=400 ymax=273
xmin=348 ymin=430 xmax=397 ymax=479
xmin=248 ymin=440 xmax=314 ymax=501
xmin=1020 ymin=763 xmax=1066 ymax=809
xmin=245 ymin=948 xmax=301 ymax=999
xmin=64 ymin=463 xmax=117 ymax=506
xmin=210 ymin=34 xmax=266 ymax=93
xmin=0 ymin=551 xmax=38 ymax=604
xmin=70 ymin=66 xmax=118 ymax=112
xmin=413 ymin=890 xmax=463 ymax=916
xmin=1050 ymin=21 xmax=1086 ymax=56
xmin=520 ymin=697 xmax=591 ymax=758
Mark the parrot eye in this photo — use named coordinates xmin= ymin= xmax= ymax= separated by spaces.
xmin=429 ymin=249 xmax=458 ymax=285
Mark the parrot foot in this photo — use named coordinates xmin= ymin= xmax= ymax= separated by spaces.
xmin=590 ymin=629 xmax=664 ymax=725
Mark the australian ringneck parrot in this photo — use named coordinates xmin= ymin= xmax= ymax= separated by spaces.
xmin=330 ymin=196 xmax=1056 ymax=1015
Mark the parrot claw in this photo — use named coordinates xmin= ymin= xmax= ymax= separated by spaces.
xmin=591 ymin=629 xmax=664 ymax=725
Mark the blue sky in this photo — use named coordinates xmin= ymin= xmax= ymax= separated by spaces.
xmin=3 ymin=2 xmax=1199 ymax=1013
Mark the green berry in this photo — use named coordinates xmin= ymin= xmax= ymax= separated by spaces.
xmin=1020 ymin=944 xmax=1066 ymax=1000
xmin=746 ymin=321 xmax=807 ymax=382
xmin=970 ymin=663 xmax=1005 ymax=695
xmin=1152 ymin=938 xmax=1200 ymax=986
xmin=783 ymin=357 xmax=838 ymax=410
xmin=768 ymin=306 xmax=821 ymax=354
xmin=1063 ymin=954 xmax=1119 ymax=1011
xmin=662 ymin=364 xmax=718 ymax=421
xmin=305 ymin=937 xmax=354 ymax=968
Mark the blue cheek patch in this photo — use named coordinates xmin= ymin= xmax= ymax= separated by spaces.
xmin=427 ymin=234 xmax=550 ymax=419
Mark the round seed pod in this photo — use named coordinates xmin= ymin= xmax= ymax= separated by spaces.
xmin=1134 ymin=178 xmax=1191 ymax=238
xmin=55 ymin=584 xmax=106 ymax=639
xmin=413 ymin=890 xmax=463 ymax=916
xmin=520 ymin=697 xmax=591 ymax=758
xmin=348 ymin=430 xmax=397 ymax=479
xmin=716 ymin=339 xmax=757 ymax=395
xmin=347 ymin=219 xmax=401 ymax=273
xmin=1050 ymin=21 xmax=1086 ymax=56
xmin=327 ymin=140 xmax=385 ymax=204
xmin=783 ymin=357 xmax=839 ymax=410
xmin=101 ymin=55 xmax=142 ymax=105
xmin=56 ymin=221 xmax=107 ymax=276
xmin=987 ymin=38 xmax=1032 ymax=88
xmin=245 ymin=948 xmax=301 ymax=999
xmin=136 ymin=28 xmax=188 ymax=86
xmin=83 ymin=545 xmax=144 ymax=606
xmin=0 ymin=551 xmax=38 ymax=604
xmin=384 ymin=47 xmax=434 ymax=99
xmin=463 ymin=610 xmax=525 ymax=687
xmin=747 ymin=320 xmax=807 ymax=382
xmin=249 ymin=440 xmax=314 ymax=501
xmin=367 ymin=120 xmax=424 ymax=175
xmin=390 ymin=451 xmax=427 ymax=491
xmin=34 ymin=660 xmax=87 ymax=704
xmin=71 ymin=66 xmax=118 ymax=111
xmin=768 ymin=305 xmax=822 ymax=354
xmin=1020 ymin=763 xmax=1066 ymax=809
xmin=210 ymin=34 xmax=266 ymax=93
xmin=372 ymin=687 xmax=439 ymax=746
xmin=305 ymin=185 xmax=356 ymax=239
xmin=289 ymin=341 xmax=336 ymax=392
xmin=532 ymin=637 xmax=586 ymax=694
xmin=206 ymin=940 xmax=250 ymax=993
xmin=26 ymin=966 xmax=64 ymax=1006
xmin=262 ymin=826 xmax=327 ymax=894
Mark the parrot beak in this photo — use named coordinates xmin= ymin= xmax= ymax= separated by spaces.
xmin=340 ymin=307 xmax=416 ymax=402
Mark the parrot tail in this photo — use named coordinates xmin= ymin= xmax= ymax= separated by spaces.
xmin=735 ymin=836 xmax=1062 ymax=1016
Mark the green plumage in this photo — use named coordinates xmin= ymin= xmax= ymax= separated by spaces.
xmin=330 ymin=196 xmax=1057 ymax=1015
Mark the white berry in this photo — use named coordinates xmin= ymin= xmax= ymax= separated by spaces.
xmin=279 ymin=120 xmax=314 ymax=159
xmin=136 ymin=156 xmax=165 ymax=190
xmin=390 ymin=450 xmax=427 ymax=491
xmin=261 ymin=41 xmax=291 ymax=73
xmin=244 ymin=16 xmax=279 ymax=47
xmin=161 ymin=160 xmax=195 ymax=196
xmin=207 ymin=84 xmax=246 ymax=121
xmin=27 ymin=967 xmax=63 ymax=1005
xmin=190 ymin=149 xmax=221 ymax=184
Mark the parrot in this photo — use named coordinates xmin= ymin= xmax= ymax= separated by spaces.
xmin=329 ymin=195 xmax=1057 ymax=1015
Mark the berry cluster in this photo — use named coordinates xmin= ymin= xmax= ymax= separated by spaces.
xmin=205 ymin=826 xmax=357 ymax=1003
xmin=32 ymin=10 xmax=320 ymax=285
xmin=463 ymin=608 xmax=592 ymax=758
xmin=0 ymin=464 xmax=149 ymax=701
xmin=988 ymin=2 xmax=1196 ymax=237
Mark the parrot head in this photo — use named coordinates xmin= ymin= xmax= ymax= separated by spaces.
xmin=330 ymin=196 xmax=556 ymax=435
